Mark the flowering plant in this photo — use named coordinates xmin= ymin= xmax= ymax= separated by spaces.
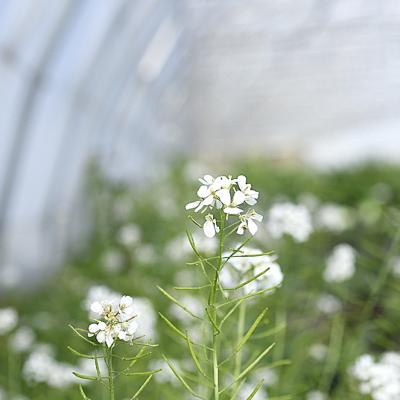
xmin=159 ymin=174 xmax=283 ymax=399
xmin=69 ymin=294 xmax=159 ymax=399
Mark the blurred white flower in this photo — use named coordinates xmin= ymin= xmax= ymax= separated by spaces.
xmin=351 ymin=352 xmax=400 ymax=400
xmin=135 ymin=244 xmax=156 ymax=264
xmin=118 ymin=224 xmax=141 ymax=247
xmin=23 ymin=344 xmax=77 ymax=389
xmin=306 ymin=390 xmax=327 ymax=400
xmin=390 ymin=256 xmax=400 ymax=278
xmin=0 ymin=308 xmax=18 ymax=335
xmin=267 ymin=202 xmax=313 ymax=242
xmin=0 ymin=387 xmax=5 ymax=400
xmin=309 ymin=343 xmax=328 ymax=361
xmin=10 ymin=326 xmax=35 ymax=353
xmin=316 ymin=293 xmax=342 ymax=314
xmin=253 ymin=367 xmax=278 ymax=386
xmin=221 ymin=247 xmax=283 ymax=294
xmin=203 ymin=214 xmax=220 ymax=238
xmin=323 ymin=244 xmax=356 ymax=283
xmin=88 ymin=295 xmax=138 ymax=347
xmin=101 ymin=248 xmax=124 ymax=273
xmin=315 ymin=203 xmax=352 ymax=232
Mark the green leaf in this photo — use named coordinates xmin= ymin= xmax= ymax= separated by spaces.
xmin=246 ymin=379 xmax=264 ymax=400
xmin=122 ymin=369 xmax=161 ymax=376
xmin=129 ymin=374 xmax=154 ymax=399
xmin=78 ymin=384 xmax=91 ymax=400
xmin=225 ymin=268 xmax=270 ymax=291
xmin=236 ymin=308 xmax=268 ymax=353
xmin=157 ymin=286 xmax=202 ymax=320
xmin=72 ymin=371 xmax=99 ymax=381
xmin=220 ymin=343 xmax=275 ymax=395
xmin=186 ymin=331 xmax=209 ymax=380
xmin=162 ymin=355 xmax=204 ymax=399
xmin=69 ymin=325 xmax=99 ymax=346
xmin=67 ymin=346 xmax=101 ymax=359
xmin=174 ymin=284 xmax=211 ymax=291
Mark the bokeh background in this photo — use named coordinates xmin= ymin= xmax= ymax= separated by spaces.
xmin=1 ymin=1 xmax=400 ymax=399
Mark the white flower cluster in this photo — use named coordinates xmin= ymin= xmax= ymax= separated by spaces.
xmin=23 ymin=344 xmax=77 ymax=389
xmin=323 ymin=244 xmax=356 ymax=283
xmin=85 ymin=285 xmax=157 ymax=340
xmin=351 ymin=352 xmax=400 ymax=400
xmin=0 ymin=307 xmax=18 ymax=335
xmin=186 ymin=175 xmax=262 ymax=238
xmin=219 ymin=246 xmax=284 ymax=294
xmin=315 ymin=203 xmax=352 ymax=232
xmin=267 ymin=202 xmax=313 ymax=242
xmin=23 ymin=344 xmax=106 ymax=389
xmin=88 ymin=295 xmax=138 ymax=347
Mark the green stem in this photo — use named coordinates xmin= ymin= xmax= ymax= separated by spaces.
xmin=233 ymin=302 xmax=246 ymax=397
xmin=107 ymin=347 xmax=115 ymax=400
xmin=209 ymin=211 xmax=225 ymax=400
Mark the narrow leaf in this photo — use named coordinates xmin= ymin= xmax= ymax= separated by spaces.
xmin=157 ymin=286 xmax=202 ymax=320
xmin=162 ymin=355 xmax=203 ymax=399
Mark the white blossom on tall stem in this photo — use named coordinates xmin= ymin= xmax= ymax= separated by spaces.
xmin=186 ymin=174 xmax=262 ymax=238
xmin=88 ymin=295 xmax=138 ymax=347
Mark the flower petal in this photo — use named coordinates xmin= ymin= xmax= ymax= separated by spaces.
xmin=185 ymin=201 xmax=200 ymax=210
xmin=233 ymin=191 xmax=245 ymax=206
xmin=197 ymin=185 xmax=210 ymax=198
xmin=224 ymin=207 xmax=242 ymax=215
xmin=203 ymin=220 xmax=216 ymax=238
xmin=237 ymin=175 xmax=246 ymax=191
xmin=248 ymin=218 xmax=258 ymax=235
xmin=216 ymin=189 xmax=231 ymax=205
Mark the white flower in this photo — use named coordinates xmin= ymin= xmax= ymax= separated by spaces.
xmin=101 ymin=248 xmax=124 ymax=273
xmin=267 ymin=202 xmax=313 ymax=242
xmin=316 ymin=294 xmax=342 ymax=314
xmin=186 ymin=175 xmax=227 ymax=212
xmin=23 ymin=344 xmax=77 ymax=389
xmin=10 ymin=326 xmax=35 ymax=353
xmin=237 ymin=210 xmax=263 ymax=235
xmin=221 ymin=190 xmax=245 ymax=215
xmin=390 ymin=256 xmax=400 ymax=278
xmin=309 ymin=343 xmax=328 ymax=361
xmin=306 ymin=390 xmax=327 ymax=400
xmin=203 ymin=214 xmax=220 ymax=238
xmin=323 ymin=244 xmax=356 ymax=283
xmin=0 ymin=308 xmax=18 ymax=335
xmin=237 ymin=175 xmax=259 ymax=205
xmin=118 ymin=224 xmax=141 ymax=247
xmin=87 ymin=295 xmax=138 ymax=347
xmin=350 ymin=352 xmax=400 ymax=399
xmin=315 ymin=203 xmax=352 ymax=232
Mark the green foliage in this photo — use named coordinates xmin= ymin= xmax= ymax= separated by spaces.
xmin=1 ymin=160 xmax=400 ymax=399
